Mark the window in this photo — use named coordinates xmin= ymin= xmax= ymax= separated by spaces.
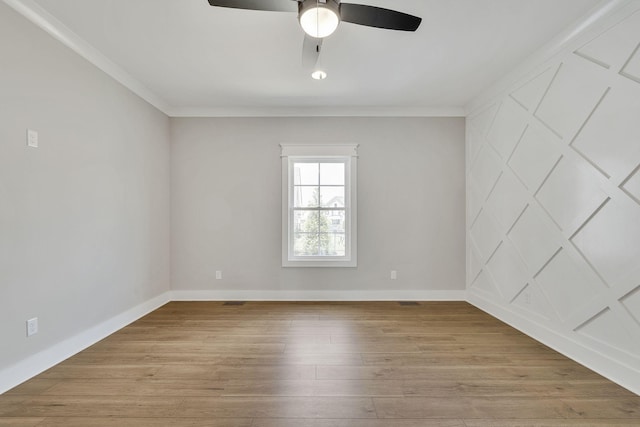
xmin=281 ymin=144 xmax=358 ymax=267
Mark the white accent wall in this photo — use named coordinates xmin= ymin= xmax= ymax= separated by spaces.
xmin=170 ymin=117 xmax=466 ymax=300
xmin=0 ymin=2 xmax=171 ymax=389
xmin=466 ymin=6 xmax=640 ymax=394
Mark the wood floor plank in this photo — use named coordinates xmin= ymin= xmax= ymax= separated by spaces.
xmin=2 ymin=379 xmax=60 ymax=396
xmin=317 ymin=365 xmax=603 ymax=381
xmin=251 ymin=420 xmax=465 ymax=427
xmin=0 ymin=419 xmax=44 ymax=426
xmin=154 ymin=364 xmax=316 ymax=380
xmin=35 ymin=418 xmax=252 ymax=427
xmin=373 ymin=396 xmax=640 ymax=419
xmin=178 ymin=396 xmax=377 ymax=418
xmin=4 ymin=396 xmax=183 ymax=418
xmin=361 ymin=352 xmax=571 ymax=366
xmin=37 ymin=364 xmax=161 ymax=379
xmin=463 ymin=420 xmax=640 ymax=426
xmin=0 ymin=396 xmax=28 ymax=416
xmin=1 ymin=301 xmax=638 ymax=426
xmin=62 ymin=351 xmax=362 ymax=366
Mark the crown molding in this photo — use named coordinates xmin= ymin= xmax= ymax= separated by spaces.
xmin=3 ymin=0 xmax=173 ymax=115
xmin=167 ymin=106 xmax=466 ymax=118
xmin=465 ymin=0 xmax=638 ymax=115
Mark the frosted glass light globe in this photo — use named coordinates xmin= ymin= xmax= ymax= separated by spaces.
xmin=299 ymin=6 xmax=339 ymax=38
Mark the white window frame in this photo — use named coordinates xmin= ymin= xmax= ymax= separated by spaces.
xmin=281 ymin=144 xmax=358 ymax=267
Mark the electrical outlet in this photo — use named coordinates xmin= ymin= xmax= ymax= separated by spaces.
xmin=26 ymin=318 xmax=38 ymax=337
xmin=216 ymin=270 xmax=222 ymax=280
xmin=27 ymin=129 xmax=38 ymax=148
xmin=390 ymin=270 xmax=397 ymax=280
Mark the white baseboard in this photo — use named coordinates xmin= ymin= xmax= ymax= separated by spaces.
xmin=170 ymin=289 xmax=467 ymax=301
xmin=0 ymin=292 xmax=171 ymax=395
xmin=468 ymin=291 xmax=640 ymax=396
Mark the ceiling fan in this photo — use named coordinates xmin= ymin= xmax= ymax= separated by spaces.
xmin=207 ymin=0 xmax=422 ymax=73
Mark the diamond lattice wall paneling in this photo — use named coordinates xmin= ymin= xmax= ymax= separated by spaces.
xmin=486 ymin=240 xmax=529 ymax=302
xmin=471 ymin=270 xmax=502 ymax=300
xmin=535 ymin=155 xmax=609 ymax=234
xmin=622 ymin=44 xmax=640 ymax=81
xmin=487 ymin=97 xmax=529 ymax=161
xmin=575 ymin=10 xmax=640 ymax=71
xmin=468 ymin=104 xmax=499 ymax=139
xmin=485 ymin=168 xmax=529 ymax=233
xmin=621 ymin=286 xmax=640 ymax=326
xmin=512 ymin=283 xmax=557 ymax=322
xmin=575 ymin=306 xmax=640 ymax=363
xmin=572 ymin=88 xmax=640 ymax=180
xmin=509 ymin=124 xmax=562 ymax=192
xmin=510 ymin=66 xmax=558 ymax=111
xmin=466 ymin=4 xmax=640 ymax=394
xmin=470 ymin=208 xmax=503 ymax=262
xmin=467 ymin=175 xmax=485 ymax=224
xmin=622 ymin=167 xmax=640 ymax=202
xmin=571 ymin=198 xmax=640 ymax=287
xmin=507 ymin=204 xmax=561 ymax=275
xmin=469 ymin=144 xmax=503 ymax=202
xmin=534 ymin=58 xmax=609 ymax=141
xmin=468 ymin=242 xmax=483 ymax=285
xmin=534 ymin=248 xmax=606 ymax=321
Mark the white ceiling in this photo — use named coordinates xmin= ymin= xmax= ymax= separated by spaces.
xmin=19 ymin=0 xmax=604 ymax=116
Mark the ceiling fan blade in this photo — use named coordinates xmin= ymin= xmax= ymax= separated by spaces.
xmin=207 ymin=0 xmax=298 ymax=13
xmin=339 ymin=3 xmax=421 ymax=31
xmin=302 ymin=35 xmax=323 ymax=69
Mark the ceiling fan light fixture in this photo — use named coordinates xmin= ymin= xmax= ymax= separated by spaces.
xmin=299 ymin=0 xmax=340 ymax=38
xmin=311 ymin=70 xmax=327 ymax=80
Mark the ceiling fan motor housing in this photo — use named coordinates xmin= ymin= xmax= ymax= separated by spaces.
xmin=298 ymin=0 xmax=341 ymax=38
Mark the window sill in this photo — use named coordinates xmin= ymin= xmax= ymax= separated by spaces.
xmin=282 ymin=259 xmax=357 ymax=268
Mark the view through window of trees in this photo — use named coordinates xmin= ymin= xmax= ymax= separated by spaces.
xmin=292 ymin=162 xmax=346 ymax=256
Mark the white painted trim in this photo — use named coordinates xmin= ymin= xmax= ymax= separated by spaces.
xmin=170 ymin=289 xmax=467 ymax=301
xmin=281 ymin=148 xmax=358 ymax=268
xmin=2 ymin=0 xmax=172 ymax=115
xmin=280 ymin=144 xmax=359 ymax=157
xmin=468 ymin=291 xmax=640 ymax=396
xmin=167 ymin=106 xmax=467 ymax=118
xmin=465 ymin=0 xmax=636 ymax=115
xmin=0 ymin=292 xmax=171 ymax=395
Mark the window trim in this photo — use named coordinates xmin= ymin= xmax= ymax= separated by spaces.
xmin=281 ymin=144 xmax=358 ymax=267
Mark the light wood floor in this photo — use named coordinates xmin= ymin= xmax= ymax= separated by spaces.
xmin=1 ymin=301 xmax=639 ymax=426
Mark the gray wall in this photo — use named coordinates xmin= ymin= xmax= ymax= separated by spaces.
xmin=171 ymin=117 xmax=465 ymax=297
xmin=0 ymin=3 xmax=171 ymax=370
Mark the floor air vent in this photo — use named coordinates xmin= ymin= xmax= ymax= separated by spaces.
xmin=223 ymin=301 xmax=246 ymax=306
xmin=398 ymin=301 xmax=420 ymax=306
